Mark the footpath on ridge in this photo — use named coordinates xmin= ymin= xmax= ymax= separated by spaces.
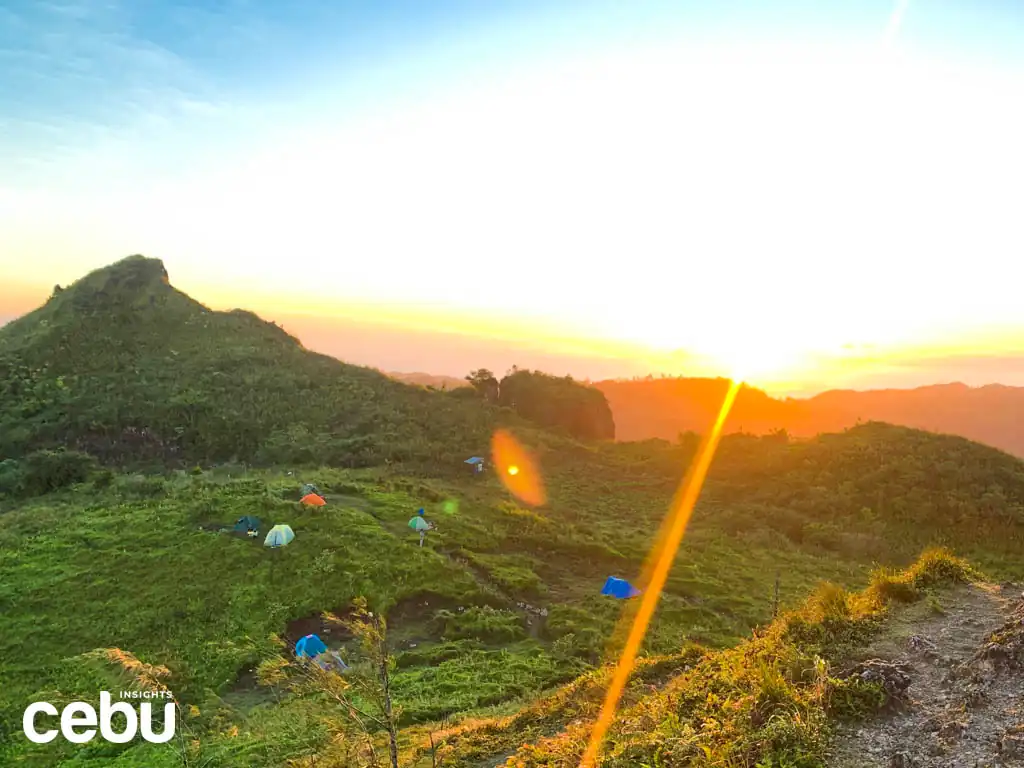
xmin=829 ymin=582 xmax=1024 ymax=767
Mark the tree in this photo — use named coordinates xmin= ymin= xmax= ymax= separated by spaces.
xmin=465 ymin=369 xmax=500 ymax=403
xmin=497 ymin=369 xmax=615 ymax=440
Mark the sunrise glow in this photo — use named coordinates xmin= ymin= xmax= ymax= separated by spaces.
xmin=2 ymin=1 xmax=1023 ymax=392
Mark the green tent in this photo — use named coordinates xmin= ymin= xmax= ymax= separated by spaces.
xmin=264 ymin=524 xmax=295 ymax=548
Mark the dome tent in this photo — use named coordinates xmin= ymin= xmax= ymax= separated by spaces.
xmin=233 ymin=515 xmax=261 ymax=534
xmin=601 ymin=576 xmax=641 ymax=599
xmin=295 ymin=634 xmax=328 ymax=659
xmin=264 ymin=524 xmax=295 ymax=548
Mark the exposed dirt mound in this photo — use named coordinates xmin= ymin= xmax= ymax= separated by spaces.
xmin=829 ymin=583 xmax=1024 ymax=767
xmin=284 ymin=608 xmax=357 ymax=647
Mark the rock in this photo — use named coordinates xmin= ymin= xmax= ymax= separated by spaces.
xmin=937 ymin=719 xmax=966 ymax=740
xmin=852 ymin=660 xmax=913 ymax=699
xmin=908 ymin=635 xmax=937 ymax=652
xmin=889 ymin=751 xmax=915 ymax=767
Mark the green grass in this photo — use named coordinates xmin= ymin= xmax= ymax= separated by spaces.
xmin=436 ymin=549 xmax=977 ymax=768
xmin=2 ymin=431 xmax=1023 ymax=766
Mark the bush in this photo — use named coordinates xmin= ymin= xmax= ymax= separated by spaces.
xmin=0 ymin=458 xmax=26 ymax=496
xmin=828 ymin=676 xmax=888 ymax=718
xmin=906 ymin=547 xmax=979 ymax=587
xmin=434 ymin=606 xmax=526 ymax=644
xmin=809 ymin=582 xmax=851 ymax=621
xmin=867 ymin=567 xmax=919 ymax=604
xmin=20 ymin=449 xmax=98 ymax=494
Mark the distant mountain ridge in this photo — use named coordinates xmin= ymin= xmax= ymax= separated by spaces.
xmin=593 ymin=376 xmax=1024 ymax=457
xmin=387 ymin=371 xmax=469 ymax=390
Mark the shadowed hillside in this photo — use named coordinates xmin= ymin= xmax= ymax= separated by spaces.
xmin=596 ymin=376 xmax=1024 ymax=457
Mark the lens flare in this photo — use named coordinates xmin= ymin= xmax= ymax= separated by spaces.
xmin=580 ymin=379 xmax=741 ymax=767
xmin=491 ymin=429 xmax=546 ymax=506
xmin=442 ymin=499 xmax=459 ymax=515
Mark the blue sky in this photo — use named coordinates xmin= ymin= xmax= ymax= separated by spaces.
xmin=9 ymin=0 xmax=1015 ymax=188
xmin=2 ymin=0 xmax=1024 ymax=390
xmin=4 ymin=0 xmax=1021 ymax=192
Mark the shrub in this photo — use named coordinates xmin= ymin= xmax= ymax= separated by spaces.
xmin=434 ymin=606 xmax=526 ymax=644
xmin=906 ymin=547 xmax=979 ymax=587
xmin=809 ymin=582 xmax=851 ymax=621
xmin=20 ymin=449 xmax=98 ymax=494
xmin=828 ymin=676 xmax=888 ymax=718
xmin=867 ymin=567 xmax=919 ymax=604
xmin=0 ymin=458 xmax=26 ymax=496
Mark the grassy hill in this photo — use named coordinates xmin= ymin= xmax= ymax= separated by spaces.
xmin=3 ymin=258 xmax=1024 ymax=766
xmin=0 ymin=256 xmax=514 ymax=471
xmin=596 ymin=376 xmax=1024 ymax=458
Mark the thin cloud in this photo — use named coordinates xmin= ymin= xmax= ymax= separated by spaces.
xmin=881 ymin=0 xmax=911 ymax=48
xmin=0 ymin=0 xmax=240 ymax=185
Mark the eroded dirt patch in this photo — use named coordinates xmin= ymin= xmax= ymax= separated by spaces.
xmin=829 ymin=583 xmax=1024 ymax=767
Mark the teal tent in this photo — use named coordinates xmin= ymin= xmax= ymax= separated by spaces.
xmin=264 ymin=524 xmax=295 ymax=548
xmin=233 ymin=515 xmax=261 ymax=534
xmin=408 ymin=516 xmax=431 ymax=532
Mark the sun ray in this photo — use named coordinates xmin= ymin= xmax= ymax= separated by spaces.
xmin=580 ymin=379 xmax=742 ymax=767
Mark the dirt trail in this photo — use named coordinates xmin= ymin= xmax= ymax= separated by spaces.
xmin=829 ymin=582 xmax=1024 ymax=767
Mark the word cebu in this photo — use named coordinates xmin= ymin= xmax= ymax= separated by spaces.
xmin=23 ymin=691 xmax=176 ymax=745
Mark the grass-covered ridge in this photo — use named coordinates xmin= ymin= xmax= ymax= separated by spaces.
xmin=0 ymin=255 xmax=512 ymax=469
xmin=423 ymin=549 xmax=978 ymax=767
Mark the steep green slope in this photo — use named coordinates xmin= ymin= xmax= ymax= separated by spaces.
xmin=0 ymin=255 xmax=505 ymax=469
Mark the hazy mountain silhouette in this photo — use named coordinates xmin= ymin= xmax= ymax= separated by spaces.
xmin=594 ymin=377 xmax=1024 ymax=456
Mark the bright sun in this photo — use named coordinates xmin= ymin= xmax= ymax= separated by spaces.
xmin=709 ymin=341 xmax=803 ymax=385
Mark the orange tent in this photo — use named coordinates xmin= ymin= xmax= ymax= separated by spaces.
xmin=300 ymin=493 xmax=326 ymax=506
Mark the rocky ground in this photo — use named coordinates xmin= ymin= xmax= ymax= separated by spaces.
xmin=828 ymin=582 xmax=1024 ymax=767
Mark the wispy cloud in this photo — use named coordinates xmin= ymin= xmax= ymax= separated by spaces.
xmin=0 ymin=0 xmax=249 ymax=188
xmin=881 ymin=0 xmax=911 ymax=48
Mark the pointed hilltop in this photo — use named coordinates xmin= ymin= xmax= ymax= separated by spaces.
xmin=0 ymin=256 xmax=502 ymax=467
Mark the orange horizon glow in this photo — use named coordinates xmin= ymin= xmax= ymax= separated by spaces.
xmin=3 ymin=276 xmax=1024 ymax=396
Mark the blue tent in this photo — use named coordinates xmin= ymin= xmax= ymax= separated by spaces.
xmin=465 ymin=457 xmax=484 ymax=465
xmin=601 ymin=576 xmax=641 ymax=599
xmin=295 ymin=634 xmax=328 ymax=659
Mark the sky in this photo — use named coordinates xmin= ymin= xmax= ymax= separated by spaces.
xmin=2 ymin=0 xmax=1024 ymax=395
